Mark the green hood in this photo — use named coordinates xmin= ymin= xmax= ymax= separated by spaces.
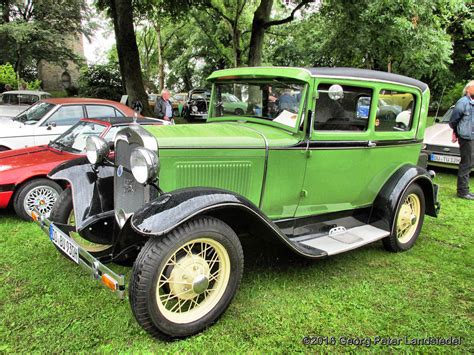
xmin=144 ymin=122 xmax=301 ymax=149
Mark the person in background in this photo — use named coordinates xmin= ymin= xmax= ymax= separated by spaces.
xmin=154 ymin=89 xmax=173 ymax=121
xmin=449 ymin=80 xmax=474 ymax=200
xmin=3 ymin=84 xmax=12 ymax=92
xmin=20 ymin=82 xmax=27 ymax=90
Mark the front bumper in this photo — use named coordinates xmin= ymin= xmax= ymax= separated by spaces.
xmin=32 ymin=209 xmax=126 ymax=299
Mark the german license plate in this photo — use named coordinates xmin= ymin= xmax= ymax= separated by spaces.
xmin=49 ymin=224 xmax=79 ymax=264
xmin=430 ymin=153 xmax=460 ymax=165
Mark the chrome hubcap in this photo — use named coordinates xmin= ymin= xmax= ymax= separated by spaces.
xmin=24 ymin=186 xmax=59 ymax=217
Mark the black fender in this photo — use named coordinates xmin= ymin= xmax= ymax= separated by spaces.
xmin=48 ymin=157 xmax=115 ymax=230
xmin=370 ymin=164 xmax=440 ymax=233
xmin=130 ymin=187 xmax=327 ymax=259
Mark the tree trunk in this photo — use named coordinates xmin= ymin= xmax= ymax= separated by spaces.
xmin=155 ymin=23 xmax=165 ymax=92
xmin=247 ymin=0 xmax=273 ymax=67
xmin=111 ymin=0 xmax=152 ymax=116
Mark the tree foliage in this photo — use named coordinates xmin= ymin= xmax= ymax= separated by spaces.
xmin=0 ymin=0 xmax=93 ymax=77
xmin=78 ymin=63 xmax=123 ymax=101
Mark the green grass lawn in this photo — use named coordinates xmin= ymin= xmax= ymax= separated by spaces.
xmin=0 ymin=171 xmax=472 ymax=352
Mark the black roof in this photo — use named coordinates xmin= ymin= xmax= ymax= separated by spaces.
xmin=307 ymin=67 xmax=428 ymax=92
xmin=86 ymin=117 xmax=165 ymax=126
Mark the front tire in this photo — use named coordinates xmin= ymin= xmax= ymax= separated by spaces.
xmin=383 ymin=183 xmax=425 ymax=252
xmin=13 ymin=178 xmax=62 ymax=221
xmin=129 ymin=216 xmax=244 ymax=339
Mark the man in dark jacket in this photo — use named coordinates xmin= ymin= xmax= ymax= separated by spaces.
xmin=154 ymin=89 xmax=173 ymax=121
xmin=449 ymin=80 xmax=474 ymax=200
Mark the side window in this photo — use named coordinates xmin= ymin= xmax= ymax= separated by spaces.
xmin=115 ymin=108 xmax=125 ymax=117
xmin=46 ymin=105 xmax=84 ymax=126
xmin=375 ymin=90 xmax=415 ymax=132
xmin=314 ymin=84 xmax=372 ymax=131
xmin=86 ymin=105 xmax=117 ymax=118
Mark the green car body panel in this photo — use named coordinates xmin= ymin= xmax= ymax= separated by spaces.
xmin=142 ymin=67 xmax=430 ymax=220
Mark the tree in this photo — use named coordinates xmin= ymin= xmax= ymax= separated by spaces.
xmin=105 ymin=0 xmax=152 ymax=115
xmin=0 ymin=0 xmax=92 ymax=76
xmin=78 ymin=63 xmax=123 ymax=101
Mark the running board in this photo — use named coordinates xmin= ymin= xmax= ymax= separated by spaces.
xmin=295 ymin=225 xmax=390 ymax=256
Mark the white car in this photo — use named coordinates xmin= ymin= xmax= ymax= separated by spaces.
xmin=0 ymin=97 xmax=138 ymax=151
xmin=421 ymin=107 xmax=467 ymax=169
xmin=0 ymin=90 xmax=51 ymax=118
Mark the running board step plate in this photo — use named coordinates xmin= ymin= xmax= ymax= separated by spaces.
xmin=297 ymin=225 xmax=390 ymax=256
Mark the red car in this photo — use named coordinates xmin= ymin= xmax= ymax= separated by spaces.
xmin=0 ymin=117 xmax=166 ymax=220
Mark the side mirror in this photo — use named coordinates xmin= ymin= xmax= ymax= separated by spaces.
xmin=328 ymin=84 xmax=344 ymax=100
xmin=434 ymin=118 xmax=440 ymax=123
xmin=47 ymin=122 xmax=56 ymax=130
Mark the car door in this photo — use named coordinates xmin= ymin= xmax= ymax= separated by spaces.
xmin=33 ymin=105 xmax=85 ymax=145
xmin=295 ymin=80 xmax=375 ymax=217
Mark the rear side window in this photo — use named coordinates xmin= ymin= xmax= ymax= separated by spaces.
xmin=86 ymin=105 xmax=117 ymax=118
xmin=375 ymin=90 xmax=415 ymax=132
xmin=314 ymin=84 xmax=372 ymax=131
xmin=46 ymin=105 xmax=84 ymax=126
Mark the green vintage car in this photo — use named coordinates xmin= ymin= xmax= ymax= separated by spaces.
xmin=32 ymin=67 xmax=440 ymax=339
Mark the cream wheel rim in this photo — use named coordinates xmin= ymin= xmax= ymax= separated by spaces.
xmin=66 ymin=209 xmax=111 ymax=252
xmin=156 ymin=238 xmax=231 ymax=324
xmin=396 ymin=193 xmax=421 ymax=243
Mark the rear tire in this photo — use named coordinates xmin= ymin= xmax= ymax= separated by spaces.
xmin=383 ymin=184 xmax=425 ymax=252
xmin=129 ymin=216 xmax=244 ymax=339
xmin=13 ymin=178 xmax=62 ymax=221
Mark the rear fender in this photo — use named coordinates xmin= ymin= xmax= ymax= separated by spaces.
xmin=370 ymin=164 xmax=439 ymax=233
xmin=49 ymin=157 xmax=114 ymax=230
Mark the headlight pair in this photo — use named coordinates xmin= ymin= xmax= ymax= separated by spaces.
xmin=86 ymin=136 xmax=158 ymax=184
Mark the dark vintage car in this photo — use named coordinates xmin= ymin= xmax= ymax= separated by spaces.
xmin=183 ymin=88 xmax=211 ymax=121
xmin=0 ymin=117 xmax=167 ymax=220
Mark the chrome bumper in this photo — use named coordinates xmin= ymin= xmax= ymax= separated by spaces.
xmin=32 ymin=209 xmax=126 ymax=299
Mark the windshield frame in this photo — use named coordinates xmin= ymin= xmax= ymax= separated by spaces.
xmin=208 ymin=78 xmax=308 ymax=133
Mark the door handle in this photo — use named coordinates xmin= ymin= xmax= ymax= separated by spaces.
xmin=368 ymin=141 xmax=377 ymax=148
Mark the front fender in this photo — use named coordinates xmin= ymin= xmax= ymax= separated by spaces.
xmin=370 ymin=164 xmax=439 ymax=233
xmin=49 ymin=157 xmax=114 ymax=230
xmin=130 ymin=187 xmax=327 ymax=259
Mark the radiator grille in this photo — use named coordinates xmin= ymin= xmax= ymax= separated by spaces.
xmin=176 ymin=162 xmax=252 ymax=196
xmin=114 ymin=140 xmax=146 ymax=214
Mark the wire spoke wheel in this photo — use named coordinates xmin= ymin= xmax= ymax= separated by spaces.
xmin=396 ymin=193 xmax=421 ymax=244
xmin=130 ymin=216 xmax=243 ymax=339
xmin=23 ymin=185 xmax=59 ymax=217
xmin=156 ymin=238 xmax=231 ymax=324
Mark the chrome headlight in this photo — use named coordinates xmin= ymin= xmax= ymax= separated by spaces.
xmin=130 ymin=147 xmax=159 ymax=184
xmin=86 ymin=136 xmax=109 ymax=165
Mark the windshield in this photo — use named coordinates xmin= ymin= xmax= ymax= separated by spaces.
xmin=212 ymin=79 xmax=306 ymax=128
xmin=14 ymin=101 xmax=56 ymax=124
xmin=50 ymin=121 xmax=106 ymax=153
